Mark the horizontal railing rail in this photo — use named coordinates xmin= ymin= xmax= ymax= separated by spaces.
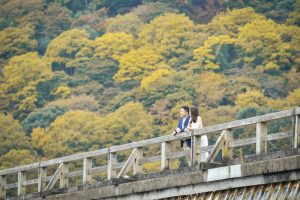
xmin=0 ymin=107 xmax=299 ymax=199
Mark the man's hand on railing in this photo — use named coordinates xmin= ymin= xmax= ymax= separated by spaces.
xmin=172 ymin=130 xmax=177 ymax=136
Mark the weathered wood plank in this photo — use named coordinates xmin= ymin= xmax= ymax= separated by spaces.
xmin=0 ymin=149 xmax=108 ymax=176
xmin=44 ymin=163 xmax=64 ymax=192
xmin=117 ymin=148 xmax=137 ymax=178
xmin=229 ymin=131 xmax=291 ymax=148
xmin=205 ymin=130 xmax=226 ymax=163
xmin=4 ymin=183 xmax=17 ymax=190
xmin=196 ymin=108 xmax=296 ymax=136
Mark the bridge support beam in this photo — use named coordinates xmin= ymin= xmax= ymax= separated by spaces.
xmin=108 ymin=152 xmax=117 ymax=180
xmin=59 ymin=163 xmax=69 ymax=189
xmin=83 ymin=158 xmax=92 ymax=185
xmin=0 ymin=175 xmax=6 ymax=199
xmin=133 ymin=147 xmax=143 ymax=175
xmin=293 ymin=114 xmax=300 ymax=149
xmin=222 ymin=129 xmax=233 ymax=160
xmin=17 ymin=171 xmax=26 ymax=196
xmin=38 ymin=167 xmax=47 ymax=193
xmin=192 ymin=130 xmax=202 ymax=165
xmin=256 ymin=122 xmax=267 ymax=154
xmin=161 ymin=142 xmax=171 ymax=170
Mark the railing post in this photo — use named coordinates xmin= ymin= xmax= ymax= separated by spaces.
xmin=83 ymin=158 xmax=92 ymax=185
xmin=161 ymin=141 xmax=171 ymax=171
xmin=0 ymin=175 xmax=6 ymax=199
xmin=17 ymin=171 xmax=26 ymax=196
xmin=59 ymin=163 xmax=69 ymax=188
xmin=192 ymin=129 xmax=202 ymax=165
xmin=222 ymin=129 xmax=233 ymax=160
xmin=108 ymin=150 xmax=117 ymax=180
xmin=293 ymin=114 xmax=300 ymax=149
xmin=133 ymin=147 xmax=143 ymax=175
xmin=256 ymin=122 xmax=267 ymax=154
xmin=38 ymin=167 xmax=47 ymax=193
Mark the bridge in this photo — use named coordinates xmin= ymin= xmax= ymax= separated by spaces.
xmin=0 ymin=107 xmax=300 ymax=200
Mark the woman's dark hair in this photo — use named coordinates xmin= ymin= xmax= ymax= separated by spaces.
xmin=180 ymin=106 xmax=189 ymax=114
xmin=190 ymin=106 xmax=199 ymax=123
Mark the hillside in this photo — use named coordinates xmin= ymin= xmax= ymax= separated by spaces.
xmin=0 ymin=0 xmax=299 ymax=169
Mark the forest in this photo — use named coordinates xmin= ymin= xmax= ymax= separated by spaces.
xmin=0 ymin=0 xmax=300 ymax=170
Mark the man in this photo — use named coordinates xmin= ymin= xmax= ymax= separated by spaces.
xmin=172 ymin=106 xmax=192 ymax=165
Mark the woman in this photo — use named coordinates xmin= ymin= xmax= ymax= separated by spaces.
xmin=185 ymin=106 xmax=208 ymax=164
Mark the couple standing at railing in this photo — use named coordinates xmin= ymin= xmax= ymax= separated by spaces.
xmin=172 ymin=106 xmax=208 ymax=166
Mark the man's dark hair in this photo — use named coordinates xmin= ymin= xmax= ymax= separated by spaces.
xmin=180 ymin=106 xmax=189 ymax=114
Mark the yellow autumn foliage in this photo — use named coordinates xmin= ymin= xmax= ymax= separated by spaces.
xmin=94 ymin=32 xmax=134 ymax=61
xmin=114 ymin=46 xmax=165 ymax=82
xmin=45 ymin=28 xmax=93 ymax=68
xmin=105 ymin=13 xmax=143 ymax=36
xmin=141 ymin=69 xmax=174 ymax=90
xmin=0 ymin=27 xmax=37 ymax=59
xmin=235 ymin=90 xmax=269 ymax=108
xmin=194 ymin=35 xmax=235 ymax=70
xmin=0 ymin=52 xmax=53 ymax=119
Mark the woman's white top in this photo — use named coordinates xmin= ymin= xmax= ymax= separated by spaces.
xmin=189 ymin=116 xmax=208 ymax=162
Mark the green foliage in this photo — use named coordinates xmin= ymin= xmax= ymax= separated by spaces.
xmin=194 ymin=35 xmax=240 ymax=70
xmin=287 ymin=0 xmax=300 ymax=26
xmin=206 ymin=8 xmax=266 ymax=36
xmin=132 ymin=2 xmax=178 ymax=22
xmin=219 ymin=0 xmax=295 ymax=22
xmin=21 ymin=106 xmax=67 ymax=135
xmin=89 ymin=0 xmax=142 ymax=15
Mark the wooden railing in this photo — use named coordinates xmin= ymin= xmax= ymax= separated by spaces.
xmin=0 ymin=107 xmax=299 ymax=199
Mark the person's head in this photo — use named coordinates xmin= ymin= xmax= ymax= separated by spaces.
xmin=180 ymin=106 xmax=189 ymax=118
xmin=190 ymin=106 xmax=199 ymax=123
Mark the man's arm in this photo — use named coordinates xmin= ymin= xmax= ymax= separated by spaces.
xmin=173 ymin=127 xmax=182 ymax=135
xmin=173 ymin=119 xmax=182 ymax=136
